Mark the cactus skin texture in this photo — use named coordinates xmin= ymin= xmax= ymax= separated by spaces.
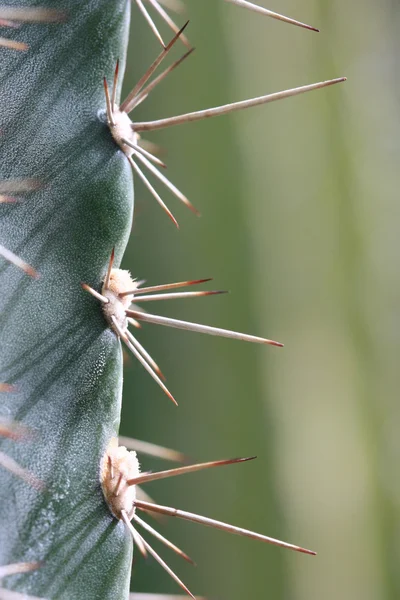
xmin=0 ymin=1 xmax=134 ymax=598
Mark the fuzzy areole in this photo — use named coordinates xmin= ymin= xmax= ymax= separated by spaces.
xmin=101 ymin=438 xmax=140 ymax=521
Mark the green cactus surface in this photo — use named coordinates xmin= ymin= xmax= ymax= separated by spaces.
xmin=0 ymin=1 xmax=134 ymax=598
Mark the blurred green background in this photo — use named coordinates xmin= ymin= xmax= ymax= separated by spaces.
xmin=120 ymin=1 xmax=400 ymax=599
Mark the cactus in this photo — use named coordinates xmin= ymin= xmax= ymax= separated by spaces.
xmin=0 ymin=2 xmax=345 ymax=599
xmin=0 ymin=2 xmax=133 ymax=598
